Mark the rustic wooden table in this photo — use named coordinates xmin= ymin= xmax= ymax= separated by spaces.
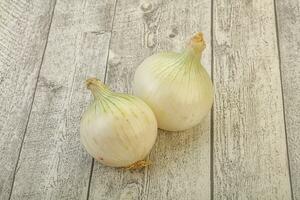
xmin=1 ymin=0 xmax=299 ymax=199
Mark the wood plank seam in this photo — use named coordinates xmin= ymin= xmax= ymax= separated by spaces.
xmin=85 ymin=0 xmax=118 ymax=199
xmin=273 ymin=0 xmax=295 ymax=199
xmin=7 ymin=0 xmax=58 ymax=199
xmin=210 ymin=0 xmax=214 ymax=199
xmin=86 ymin=159 xmax=95 ymax=200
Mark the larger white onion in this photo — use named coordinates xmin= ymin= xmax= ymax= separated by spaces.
xmin=133 ymin=32 xmax=213 ymax=131
xmin=80 ymin=78 xmax=157 ymax=167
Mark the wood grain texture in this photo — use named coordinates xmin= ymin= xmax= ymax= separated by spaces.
xmin=0 ymin=0 xmax=55 ymax=199
xmin=213 ymin=0 xmax=292 ymax=199
xmin=9 ymin=0 xmax=116 ymax=199
xmin=276 ymin=0 xmax=300 ymax=199
xmin=88 ymin=0 xmax=212 ymax=199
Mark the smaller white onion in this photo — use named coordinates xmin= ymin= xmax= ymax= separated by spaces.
xmin=80 ymin=78 xmax=157 ymax=168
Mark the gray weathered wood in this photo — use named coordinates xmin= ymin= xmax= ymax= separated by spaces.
xmin=9 ymin=0 xmax=116 ymax=199
xmin=88 ymin=0 xmax=212 ymax=199
xmin=276 ymin=0 xmax=300 ymax=199
xmin=213 ymin=0 xmax=292 ymax=199
xmin=2 ymin=0 xmax=298 ymax=199
xmin=0 ymin=0 xmax=55 ymax=199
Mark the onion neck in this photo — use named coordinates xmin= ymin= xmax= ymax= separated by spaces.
xmin=183 ymin=32 xmax=206 ymax=60
xmin=86 ymin=78 xmax=112 ymax=100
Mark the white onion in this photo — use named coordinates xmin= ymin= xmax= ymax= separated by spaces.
xmin=80 ymin=78 xmax=157 ymax=167
xmin=133 ymin=32 xmax=213 ymax=131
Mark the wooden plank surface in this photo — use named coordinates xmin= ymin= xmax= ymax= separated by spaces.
xmin=9 ymin=0 xmax=116 ymax=199
xmin=1 ymin=0 xmax=298 ymax=199
xmin=276 ymin=0 xmax=300 ymax=199
xmin=88 ymin=0 xmax=212 ymax=199
xmin=0 ymin=0 xmax=55 ymax=199
xmin=213 ymin=0 xmax=292 ymax=199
